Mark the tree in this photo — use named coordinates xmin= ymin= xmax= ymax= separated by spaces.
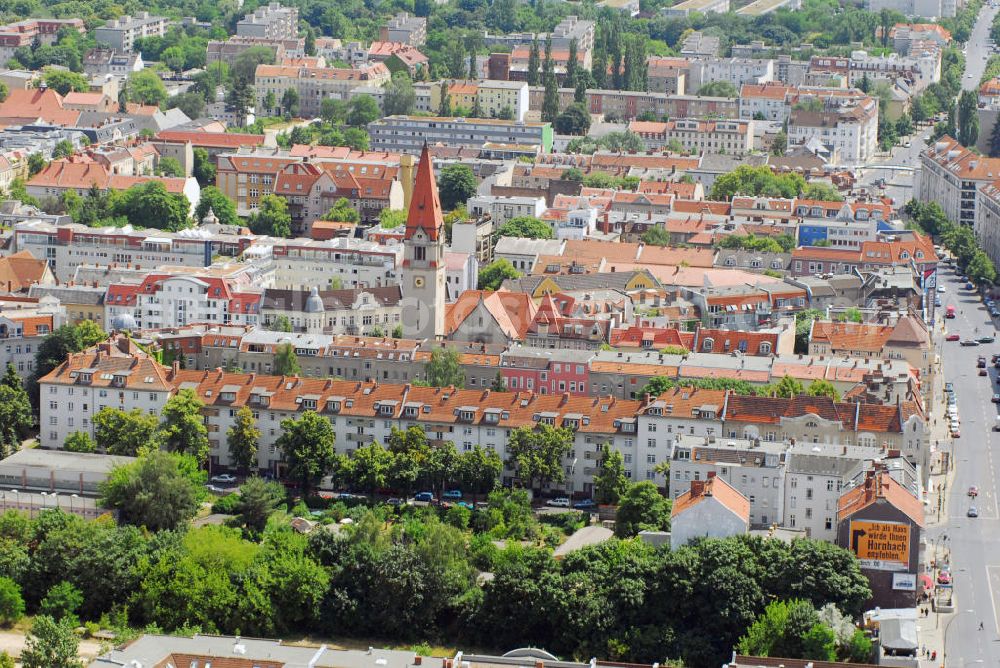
xmin=459 ymin=445 xmax=502 ymax=502
xmin=227 ymin=406 xmax=260 ymax=474
xmin=967 ymin=250 xmax=997 ymax=285
xmin=195 ymin=186 xmax=238 ymax=226
xmin=274 ymin=342 xmax=301 ymax=376
xmin=161 ymin=45 xmax=187 ymax=74
xmin=93 ymin=407 xmax=160 ymax=456
xmin=281 ymin=87 xmax=300 ymax=117
xmin=193 ymin=149 xmax=217 ymax=189
xmin=772 ymin=130 xmax=788 ymax=156
xmin=320 ymin=98 xmax=348 ymax=125
xmin=806 ymin=380 xmax=840 ymax=401
xmin=958 ymin=89 xmax=980 ymax=147
xmin=116 ymin=181 xmax=190 ymax=231
xmin=63 ymin=431 xmax=96 ymax=453
xmin=593 ymin=442 xmax=628 ymax=505
xmin=800 ymin=182 xmax=844 ymax=202
xmin=0 ymin=383 xmax=31 ymax=457
xmin=424 ymin=347 xmax=464 ymax=387
xmin=990 ymin=113 xmax=1000 ymax=157
xmin=248 ymin=194 xmax=292 ymax=237
xmin=506 ymin=423 xmax=573 ymax=491
xmin=527 ymin=39 xmax=540 ymax=86
xmin=325 ymin=197 xmax=360 ymax=223
xmin=771 ymin=374 xmax=805 ymax=398
xmin=347 ymin=95 xmax=380 ymax=126
xmin=100 ymin=450 xmax=205 ymax=531
xmin=642 ymin=226 xmax=671 ymax=247
xmin=554 ymin=103 xmax=591 ymax=135
xmin=478 ymin=258 xmax=521 ymax=290
xmin=379 ymin=208 xmax=407 ymax=229
xmin=159 ymin=388 xmax=209 ymax=463
xmin=42 ymin=68 xmax=88 ymax=95
xmin=350 ymin=442 xmax=392 ymax=498
xmin=542 ymin=72 xmax=560 ymax=123
xmin=437 ymin=164 xmax=477 ymax=210
xmin=615 ymin=481 xmax=671 ymax=537
xmin=0 ymin=578 xmax=22 ymax=626
xmin=20 ymin=615 xmax=81 ymax=668
xmin=39 ymin=581 xmax=82 ymax=623
xmin=157 ymin=157 xmax=183 ymax=177
xmin=567 ymin=38 xmax=578 ymax=83
xmin=698 ymin=80 xmax=738 ymax=97
xmin=496 ymin=216 xmax=553 ymax=239
xmin=277 ymin=411 xmax=335 ymax=495
xmin=27 ymin=153 xmax=45 ymax=177
xmin=270 ymin=315 xmax=293 ymax=333
xmin=384 ymin=72 xmax=416 ymax=116
xmin=710 ymin=165 xmax=806 ymax=200
xmin=51 ymin=140 xmax=75 ymax=159
xmin=166 ymin=91 xmax=205 ymax=119
xmin=127 ymin=70 xmax=168 ymax=107
xmin=237 ymin=476 xmax=285 ymax=533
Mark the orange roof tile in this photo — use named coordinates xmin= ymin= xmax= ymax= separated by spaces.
xmin=672 ymin=474 xmax=750 ymax=521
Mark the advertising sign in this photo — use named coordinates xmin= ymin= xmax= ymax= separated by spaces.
xmin=849 ymin=520 xmax=910 ymax=571
xmin=892 ymin=572 xmax=916 ymax=591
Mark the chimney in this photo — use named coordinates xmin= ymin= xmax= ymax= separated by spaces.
xmin=171 ymin=360 xmax=179 ymax=375
xmin=414 ymin=657 xmax=423 ymax=666
xmin=690 ymin=479 xmax=706 ymax=496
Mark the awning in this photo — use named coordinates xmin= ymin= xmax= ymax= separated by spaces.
xmin=919 ymin=573 xmax=934 ymax=590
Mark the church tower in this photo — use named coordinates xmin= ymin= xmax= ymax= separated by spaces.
xmin=401 ymin=144 xmax=446 ymax=340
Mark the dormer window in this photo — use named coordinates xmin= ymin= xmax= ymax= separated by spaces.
xmin=380 ymin=404 xmax=393 ymax=415
xmin=702 ymin=338 xmax=714 ymax=352
xmin=111 ymin=374 xmax=127 ymax=387
xmin=404 ymin=406 xmax=419 ymax=418
xmin=302 ymin=398 xmax=317 ymax=409
xmin=461 ymin=410 xmax=475 ymax=421
xmin=326 ymin=400 xmax=342 ymax=412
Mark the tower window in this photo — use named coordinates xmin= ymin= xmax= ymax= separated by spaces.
xmin=414 ymin=246 xmax=426 ymax=261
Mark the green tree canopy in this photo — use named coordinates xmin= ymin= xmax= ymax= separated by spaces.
xmin=437 ymin=164 xmax=477 ymax=211
xmin=159 ymin=388 xmax=209 ymax=463
xmin=274 ymin=342 xmax=301 ymax=376
xmin=276 ymin=411 xmax=335 ymax=496
xmin=615 ymin=481 xmax=671 ymax=537
xmin=93 ymin=407 xmax=159 ymax=456
xmin=126 ymin=70 xmax=168 ymax=107
xmin=194 ymin=186 xmax=238 ymax=226
xmin=248 ymin=194 xmax=292 ymax=237
xmin=506 ymin=423 xmax=573 ymax=491
xmin=424 ymin=347 xmax=465 ymax=387
xmin=593 ymin=442 xmax=628 ymax=505
xmin=19 ymin=615 xmax=81 ymax=668
xmin=100 ymin=450 xmax=205 ymax=531
xmin=478 ymin=258 xmax=521 ymax=290
xmin=496 ymin=216 xmax=553 ymax=240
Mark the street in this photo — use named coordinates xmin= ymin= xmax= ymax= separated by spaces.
xmin=933 ymin=265 xmax=1000 ymax=666
xmin=856 ymin=3 xmax=999 ymax=206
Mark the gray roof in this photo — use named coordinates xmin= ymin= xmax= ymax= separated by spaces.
xmin=0 ymin=449 xmax=135 ymax=474
xmin=785 ymin=452 xmax=868 ymax=477
xmin=493 ymin=236 xmax=564 ymax=257
xmin=27 ymin=284 xmax=105 ymax=305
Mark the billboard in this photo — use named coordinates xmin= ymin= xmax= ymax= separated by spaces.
xmin=892 ymin=572 xmax=916 ymax=591
xmin=849 ymin=520 xmax=910 ymax=571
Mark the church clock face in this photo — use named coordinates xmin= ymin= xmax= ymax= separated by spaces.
xmin=414 ymin=276 xmax=425 ymax=288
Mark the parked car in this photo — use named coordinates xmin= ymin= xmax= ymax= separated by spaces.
xmin=546 ymin=497 xmax=571 ymax=507
xmin=946 ymin=333 xmax=961 ymax=341
xmin=945 ymin=382 xmax=955 ymax=392
xmin=386 ymin=498 xmax=406 ymax=507
xmin=980 ymin=368 xmax=989 ymax=376
xmin=969 ymin=485 xmax=979 ymax=497
xmin=951 ymin=428 xmax=961 ymax=437
xmin=210 ymin=474 xmax=237 ymax=484
xmin=979 ymin=336 xmax=996 ymax=344
xmin=968 ymin=506 xmax=980 ymax=518
xmin=961 ymin=340 xmax=980 ymax=346
xmin=977 ymin=356 xmax=987 ymax=368
xmin=413 ymin=491 xmax=435 ymax=503
xmin=938 ymin=285 xmax=947 ymax=293
xmin=967 ymin=282 xmax=976 ymax=290
xmin=457 ymin=501 xmax=474 ymax=510
xmin=573 ymin=499 xmax=596 ymax=510
xmin=938 ymin=570 xmax=953 ymax=584
xmin=442 ymin=489 xmax=462 ymax=499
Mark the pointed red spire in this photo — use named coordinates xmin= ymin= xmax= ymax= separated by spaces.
xmin=405 ymin=144 xmax=444 ymax=241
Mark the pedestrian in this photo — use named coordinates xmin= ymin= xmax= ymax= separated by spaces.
xmin=981 ymin=621 xmax=986 ymax=630
xmin=932 ymin=650 xmax=937 ymax=661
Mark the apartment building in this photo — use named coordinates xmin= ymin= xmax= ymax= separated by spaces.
xmin=206 ymin=36 xmax=305 ymax=66
xmin=865 ymin=0 xmax=956 ymax=19
xmin=628 ymin=118 xmax=753 ymax=153
xmin=261 ymin=286 xmax=403 ymax=335
xmin=688 ymin=58 xmax=774 ymax=91
xmin=787 ymin=97 xmax=879 ymax=166
xmin=263 ymin=237 xmax=403 ymax=289
xmin=809 ymin=315 xmax=932 ymax=379
xmin=0 ymin=19 xmax=84 ymax=63
xmin=477 ymin=80 xmax=530 ymax=122
xmin=380 ymin=12 xmax=427 ymax=47
xmin=254 ymin=63 xmax=391 ymax=117
xmin=467 ymin=195 xmax=546 ymax=225
xmin=11 ymin=221 xmax=254 ymax=282
xmin=215 ymin=147 xmax=300 ymax=216
xmin=236 ymin=3 xmax=299 ymax=40
xmin=0 ymin=295 xmax=65 ymax=379
xmin=82 ymin=49 xmax=144 ymax=78
xmin=739 ymin=82 xmax=795 ymax=121
xmin=919 ymin=136 xmax=1000 ymax=227
xmin=94 ymin=13 xmax=170 ymax=53
xmin=790 ymin=236 xmax=938 ymax=277
xmin=976 ymin=179 xmax=1000 ymax=268
xmin=647 ymin=57 xmax=689 ymax=95
xmin=105 ymin=272 xmax=262 ymax=330
xmin=368 ymin=116 xmax=553 ymax=154
xmin=662 ymin=0 xmax=730 ymax=17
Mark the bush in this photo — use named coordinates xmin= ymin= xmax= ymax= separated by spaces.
xmin=40 ymin=581 xmax=83 ymax=623
xmin=0 ymin=577 xmax=24 ymax=626
xmin=211 ymin=493 xmax=242 ymax=514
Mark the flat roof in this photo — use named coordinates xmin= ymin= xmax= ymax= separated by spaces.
xmin=0 ymin=449 xmax=136 ymax=473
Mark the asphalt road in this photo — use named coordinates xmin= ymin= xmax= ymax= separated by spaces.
xmin=962 ymin=3 xmax=999 ymax=92
xmin=935 ymin=266 xmax=1000 ymax=666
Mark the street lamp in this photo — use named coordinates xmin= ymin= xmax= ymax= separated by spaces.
xmin=943 ymin=609 xmax=975 ymax=666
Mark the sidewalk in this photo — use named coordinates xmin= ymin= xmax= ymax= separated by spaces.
xmin=915 ymin=328 xmax=957 ymax=667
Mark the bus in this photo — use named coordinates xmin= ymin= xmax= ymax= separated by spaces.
xmin=946 ymin=305 xmax=956 ymax=319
